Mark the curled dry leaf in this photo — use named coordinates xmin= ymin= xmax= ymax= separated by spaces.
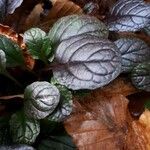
xmin=0 ymin=24 xmax=34 ymax=69
xmin=24 ymin=0 xmax=83 ymax=32
xmin=64 ymin=78 xmax=146 ymax=150
xmin=139 ymin=109 xmax=150 ymax=149
xmin=71 ymin=0 xmax=116 ymax=16
xmin=127 ymin=109 xmax=150 ymax=150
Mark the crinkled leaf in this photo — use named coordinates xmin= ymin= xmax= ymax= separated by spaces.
xmin=9 ymin=111 xmax=40 ymax=144
xmin=107 ymin=0 xmax=150 ymax=32
xmin=53 ymin=34 xmax=121 ymax=90
xmin=48 ymin=78 xmax=73 ymax=122
xmin=115 ymin=38 xmax=150 ymax=72
xmin=0 ymin=35 xmax=24 ymax=67
xmin=48 ymin=15 xmax=108 ymax=45
xmin=0 ymin=49 xmax=6 ymax=71
xmin=37 ymin=133 xmax=76 ymax=150
xmin=24 ymin=81 xmax=60 ymax=119
xmin=131 ymin=62 xmax=150 ymax=92
xmin=24 ymin=28 xmax=53 ymax=62
xmin=0 ymin=144 xmax=35 ymax=150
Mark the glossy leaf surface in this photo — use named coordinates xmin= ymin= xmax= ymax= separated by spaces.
xmin=0 ymin=35 xmax=24 ymax=67
xmin=53 ymin=34 xmax=121 ymax=90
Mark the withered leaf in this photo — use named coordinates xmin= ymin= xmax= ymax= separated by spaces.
xmin=24 ymin=0 xmax=83 ymax=32
xmin=0 ymin=24 xmax=35 ymax=69
xmin=71 ymin=0 xmax=116 ymax=15
xmin=64 ymin=78 xmax=144 ymax=150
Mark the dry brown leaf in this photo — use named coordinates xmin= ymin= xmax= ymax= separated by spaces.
xmin=3 ymin=0 xmax=41 ymax=32
xmin=0 ymin=24 xmax=35 ymax=69
xmin=138 ymin=109 xmax=150 ymax=149
xmin=71 ymin=0 xmax=116 ymax=16
xmin=24 ymin=0 xmax=83 ymax=32
xmin=64 ymin=78 xmax=146 ymax=150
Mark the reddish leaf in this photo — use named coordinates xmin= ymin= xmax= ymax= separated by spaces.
xmin=64 ymin=78 xmax=146 ymax=150
xmin=24 ymin=0 xmax=83 ymax=32
xmin=0 ymin=24 xmax=35 ymax=69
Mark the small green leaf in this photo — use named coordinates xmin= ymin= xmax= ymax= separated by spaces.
xmin=131 ymin=62 xmax=150 ymax=92
xmin=48 ymin=78 xmax=73 ymax=122
xmin=24 ymin=28 xmax=53 ymax=63
xmin=37 ymin=132 xmax=76 ymax=150
xmin=9 ymin=111 xmax=40 ymax=144
xmin=0 ymin=35 xmax=24 ymax=67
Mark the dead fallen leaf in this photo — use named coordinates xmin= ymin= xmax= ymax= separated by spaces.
xmin=0 ymin=24 xmax=35 ymax=70
xmin=71 ymin=0 xmax=116 ymax=16
xmin=138 ymin=109 xmax=150 ymax=149
xmin=64 ymin=78 xmax=146 ymax=150
xmin=24 ymin=0 xmax=83 ymax=32
xmin=3 ymin=0 xmax=40 ymax=32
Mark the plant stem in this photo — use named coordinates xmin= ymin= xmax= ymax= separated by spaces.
xmin=0 ymin=94 xmax=24 ymax=100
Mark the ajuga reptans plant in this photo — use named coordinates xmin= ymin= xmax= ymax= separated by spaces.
xmin=0 ymin=0 xmax=150 ymax=149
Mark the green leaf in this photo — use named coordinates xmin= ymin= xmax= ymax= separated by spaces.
xmin=37 ymin=132 xmax=76 ymax=150
xmin=24 ymin=28 xmax=53 ymax=63
xmin=131 ymin=62 xmax=150 ymax=92
xmin=9 ymin=111 xmax=40 ymax=144
xmin=0 ymin=35 xmax=24 ymax=67
xmin=49 ymin=78 xmax=73 ymax=122
xmin=0 ymin=115 xmax=12 ymax=145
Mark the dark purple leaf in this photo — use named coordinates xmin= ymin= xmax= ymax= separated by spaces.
xmin=53 ymin=34 xmax=121 ymax=90
xmin=107 ymin=0 xmax=150 ymax=31
xmin=115 ymin=38 xmax=150 ymax=72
